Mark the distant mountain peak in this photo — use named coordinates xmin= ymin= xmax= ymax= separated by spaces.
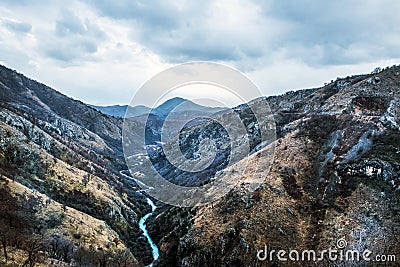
xmin=160 ymin=97 xmax=187 ymax=103
xmin=90 ymin=104 xmax=150 ymax=118
xmin=150 ymin=97 xmax=226 ymax=118
xmin=92 ymin=97 xmax=227 ymax=118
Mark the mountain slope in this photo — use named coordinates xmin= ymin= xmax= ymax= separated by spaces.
xmin=146 ymin=65 xmax=400 ymax=266
xmin=1 ymin=64 xmax=400 ymax=266
xmin=0 ymin=65 xmax=155 ymax=266
xmin=90 ymin=104 xmax=151 ymax=118
xmin=0 ymin=66 xmax=126 ymax=159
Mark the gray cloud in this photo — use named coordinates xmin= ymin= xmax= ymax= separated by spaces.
xmin=83 ymin=0 xmax=400 ymax=66
xmin=44 ymin=39 xmax=98 ymax=62
xmin=84 ymin=0 xmax=259 ymax=62
xmin=85 ymin=0 xmax=183 ymax=29
xmin=56 ymin=10 xmax=86 ymax=36
xmin=1 ymin=0 xmax=400 ymax=106
xmin=5 ymin=0 xmax=398 ymax=67
xmin=40 ymin=9 xmax=107 ymax=63
xmin=258 ymin=0 xmax=400 ymax=65
xmin=3 ymin=19 xmax=32 ymax=33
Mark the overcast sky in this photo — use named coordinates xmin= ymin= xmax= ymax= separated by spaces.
xmin=1 ymin=0 xmax=400 ymax=106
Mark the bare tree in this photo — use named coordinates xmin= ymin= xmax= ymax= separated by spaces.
xmin=113 ymin=249 xmax=137 ymax=267
xmin=82 ymin=174 xmax=90 ymax=188
xmin=0 ymin=224 xmax=9 ymax=263
xmin=22 ymin=236 xmax=43 ymax=267
xmin=0 ymin=182 xmax=14 ymax=263
xmin=45 ymin=236 xmax=74 ymax=263
xmin=96 ymin=248 xmax=112 ymax=267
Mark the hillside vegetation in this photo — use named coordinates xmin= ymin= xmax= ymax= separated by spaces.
xmin=0 ymin=65 xmax=153 ymax=266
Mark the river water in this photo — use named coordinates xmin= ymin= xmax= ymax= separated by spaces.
xmin=120 ymin=171 xmax=160 ymax=266
xmin=138 ymin=197 xmax=160 ymax=266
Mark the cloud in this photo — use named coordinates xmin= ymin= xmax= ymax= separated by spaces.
xmin=40 ymin=9 xmax=108 ymax=63
xmin=257 ymin=0 xmax=400 ymax=66
xmin=84 ymin=0 xmax=279 ymax=62
xmin=85 ymin=0 xmax=183 ymax=28
xmin=55 ymin=9 xmax=87 ymax=36
xmin=0 ymin=0 xmax=400 ymax=106
xmin=83 ymin=0 xmax=400 ymax=67
xmin=43 ymin=39 xmax=98 ymax=62
xmin=2 ymin=19 xmax=32 ymax=33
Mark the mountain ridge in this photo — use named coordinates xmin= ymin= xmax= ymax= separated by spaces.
xmin=0 ymin=63 xmax=399 ymax=266
xmin=90 ymin=104 xmax=150 ymax=118
xmin=0 ymin=64 xmax=155 ymax=266
xmin=144 ymin=64 xmax=400 ymax=266
xmin=91 ymin=97 xmax=227 ymax=119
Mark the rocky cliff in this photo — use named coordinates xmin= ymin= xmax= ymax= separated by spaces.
xmin=147 ymin=65 xmax=400 ymax=266
xmin=0 ymin=65 xmax=153 ymax=266
xmin=1 ymin=64 xmax=399 ymax=266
